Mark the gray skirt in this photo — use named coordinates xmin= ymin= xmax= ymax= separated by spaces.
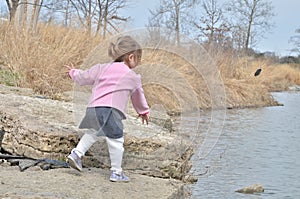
xmin=79 ymin=107 xmax=124 ymax=139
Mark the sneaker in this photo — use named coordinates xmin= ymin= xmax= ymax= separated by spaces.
xmin=67 ymin=151 xmax=82 ymax=172
xmin=109 ymin=171 xmax=130 ymax=182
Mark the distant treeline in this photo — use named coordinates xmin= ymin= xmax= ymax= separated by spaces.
xmin=278 ymin=56 xmax=300 ymax=64
xmin=248 ymin=49 xmax=300 ymax=64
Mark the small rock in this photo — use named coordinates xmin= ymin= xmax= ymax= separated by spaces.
xmin=182 ymin=174 xmax=198 ymax=183
xmin=236 ymin=183 xmax=264 ymax=194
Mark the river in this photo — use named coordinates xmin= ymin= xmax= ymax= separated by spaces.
xmin=189 ymin=92 xmax=300 ymax=198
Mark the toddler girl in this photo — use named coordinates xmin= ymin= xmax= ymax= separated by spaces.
xmin=65 ymin=35 xmax=150 ymax=182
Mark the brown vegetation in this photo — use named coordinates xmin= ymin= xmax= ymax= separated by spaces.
xmin=0 ymin=23 xmax=100 ymax=98
xmin=0 ymin=24 xmax=300 ymax=112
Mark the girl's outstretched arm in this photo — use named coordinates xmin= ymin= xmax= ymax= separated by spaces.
xmin=64 ymin=63 xmax=100 ymax=85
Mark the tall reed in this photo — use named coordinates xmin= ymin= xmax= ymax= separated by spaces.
xmin=0 ymin=23 xmax=101 ymax=98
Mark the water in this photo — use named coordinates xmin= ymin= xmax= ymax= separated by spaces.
xmin=189 ymin=92 xmax=300 ymax=198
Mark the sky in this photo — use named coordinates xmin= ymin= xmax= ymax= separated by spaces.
xmin=122 ymin=0 xmax=300 ymax=57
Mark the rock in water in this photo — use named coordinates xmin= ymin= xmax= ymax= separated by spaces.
xmin=236 ymin=183 xmax=264 ymax=194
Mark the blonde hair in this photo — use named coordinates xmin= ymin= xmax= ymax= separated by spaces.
xmin=108 ymin=35 xmax=142 ymax=63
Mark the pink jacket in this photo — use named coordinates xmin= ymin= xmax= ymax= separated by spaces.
xmin=69 ymin=62 xmax=149 ymax=117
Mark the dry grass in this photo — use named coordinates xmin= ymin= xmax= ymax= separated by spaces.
xmin=138 ymin=48 xmax=213 ymax=113
xmin=224 ymin=79 xmax=278 ymax=108
xmin=0 ymin=23 xmax=300 ymax=111
xmin=208 ymin=50 xmax=300 ymax=108
xmin=260 ymin=64 xmax=300 ymax=91
xmin=0 ymin=23 xmax=100 ymax=98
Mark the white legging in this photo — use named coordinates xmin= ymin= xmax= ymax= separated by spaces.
xmin=73 ymin=132 xmax=124 ymax=174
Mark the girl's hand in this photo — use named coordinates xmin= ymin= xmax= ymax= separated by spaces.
xmin=64 ymin=63 xmax=75 ymax=77
xmin=138 ymin=113 xmax=150 ymax=125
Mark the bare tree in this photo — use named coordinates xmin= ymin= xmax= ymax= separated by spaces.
xmin=5 ymin=0 xmax=43 ymax=31
xmin=4 ymin=0 xmax=129 ymax=37
xmin=148 ymin=0 xmax=197 ymax=45
xmin=29 ymin=0 xmax=43 ymax=31
xmin=289 ymin=27 xmax=300 ymax=54
xmin=5 ymin=0 xmax=20 ymax=21
xmin=95 ymin=0 xmax=128 ymax=38
xmin=70 ymin=0 xmax=97 ymax=34
xmin=64 ymin=0 xmax=71 ymax=26
xmin=36 ymin=1 xmax=73 ymax=25
xmin=192 ymin=0 xmax=230 ymax=48
xmin=226 ymin=0 xmax=275 ymax=51
xmin=70 ymin=0 xmax=128 ymax=36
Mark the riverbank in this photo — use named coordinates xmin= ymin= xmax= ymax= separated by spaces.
xmin=0 ymin=84 xmax=194 ymax=199
xmin=0 ymin=164 xmax=186 ymax=199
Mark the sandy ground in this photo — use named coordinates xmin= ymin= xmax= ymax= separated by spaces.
xmin=0 ymin=163 xmax=184 ymax=199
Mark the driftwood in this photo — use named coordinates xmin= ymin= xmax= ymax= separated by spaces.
xmin=0 ymin=128 xmax=4 ymax=150
xmin=0 ymin=153 xmax=69 ymax=171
